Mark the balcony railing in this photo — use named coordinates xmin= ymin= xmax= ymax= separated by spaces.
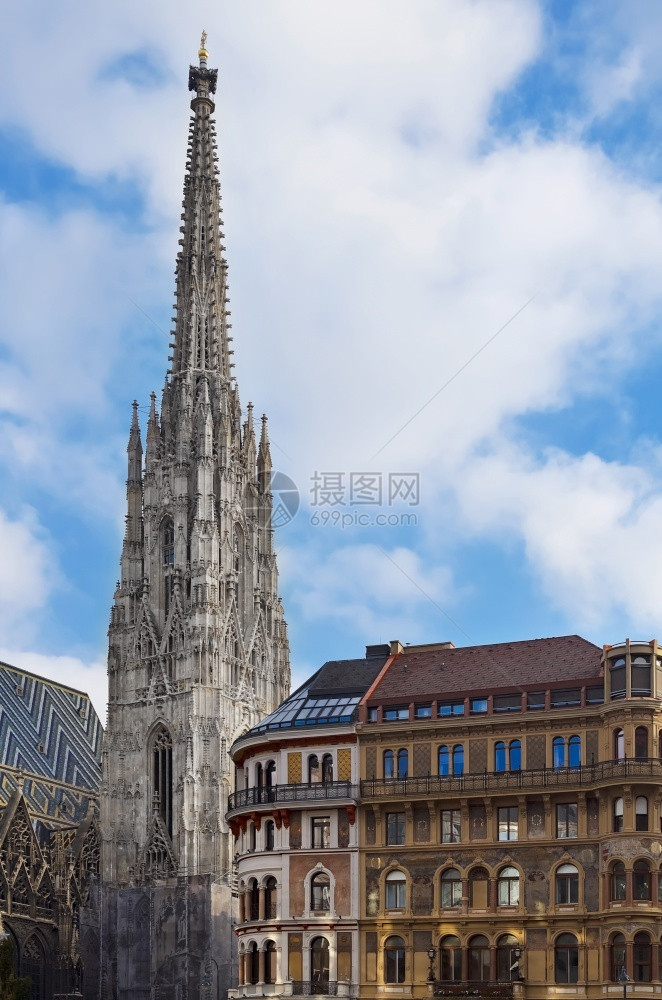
xmin=361 ymin=758 xmax=662 ymax=799
xmin=290 ymin=981 xmax=338 ymax=996
xmin=433 ymin=983 xmax=514 ymax=998
xmin=228 ymin=781 xmax=359 ymax=812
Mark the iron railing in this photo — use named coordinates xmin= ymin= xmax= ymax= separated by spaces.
xmin=228 ymin=781 xmax=358 ymax=812
xmin=361 ymin=758 xmax=662 ymax=799
xmin=433 ymin=982 xmax=514 ymax=998
xmin=290 ymin=981 xmax=338 ymax=996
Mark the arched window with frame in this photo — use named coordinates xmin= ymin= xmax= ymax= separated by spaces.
xmin=509 ymin=740 xmax=522 ymax=772
xmin=634 ymin=932 xmax=651 ymax=982
xmin=321 ymin=754 xmax=333 ymax=783
xmin=397 ymin=748 xmax=408 ymax=779
xmin=452 ymin=744 xmax=464 ymax=776
xmin=610 ymin=657 xmax=626 ymax=699
xmin=248 ymin=822 xmax=256 ymax=853
xmin=497 ymin=866 xmax=520 ymax=906
xmin=385 ymin=870 xmax=406 ymax=910
xmin=249 ymin=942 xmax=259 ymax=985
xmin=265 ymin=759 xmax=277 ymax=792
xmin=555 ymin=933 xmax=578 ymax=984
xmin=497 ymin=935 xmax=519 ymax=982
xmin=614 ymin=729 xmax=625 ymax=760
xmin=384 ymin=750 xmax=395 ymax=779
xmin=249 ymin=878 xmax=259 ymax=920
xmin=568 ymin=735 xmax=581 ymax=767
xmin=308 ymin=755 xmax=320 ymax=784
xmin=152 ymin=726 xmax=173 ymax=836
xmin=610 ymin=934 xmax=626 ymax=981
xmin=552 ymin=737 xmax=565 ymax=769
xmin=613 ymin=797 xmax=624 ymax=833
xmin=555 ymin=864 xmax=579 ymax=904
xmin=636 ymin=796 xmax=648 ymax=832
xmin=265 ymin=820 xmax=275 ymax=852
xmin=264 ymin=940 xmax=277 ymax=985
xmin=635 ymin=726 xmax=648 ymax=759
xmin=310 ymin=872 xmax=330 ymax=913
xmin=632 ymin=655 xmax=652 ymax=697
xmin=440 ymin=868 xmax=462 ymax=909
xmin=265 ymin=876 xmax=277 ymax=918
xmin=468 ymin=935 xmax=490 ymax=982
xmin=439 ymin=936 xmax=461 ymax=982
xmin=311 ymin=937 xmax=330 ymax=988
xmin=610 ymin=862 xmax=626 ymax=901
xmin=438 ymin=746 xmax=450 ymax=776
xmin=21 ymin=935 xmax=46 ymax=999
xmin=384 ymin=936 xmax=406 ymax=984
xmin=633 ymin=860 xmax=651 ymax=900
xmin=495 ymin=741 xmax=506 ymax=772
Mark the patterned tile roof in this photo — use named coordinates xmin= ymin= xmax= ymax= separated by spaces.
xmin=0 ymin=660 xmax=102 ymax=826
xmin=366 ymin=635 xmax=602 ymax=702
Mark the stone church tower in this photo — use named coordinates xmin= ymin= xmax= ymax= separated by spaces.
xmin=100 ymin=38 xmax=291 ymax=1000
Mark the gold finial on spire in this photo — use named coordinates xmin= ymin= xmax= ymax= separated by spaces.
xmin=199 ymin=30 xmax=209 ymax=61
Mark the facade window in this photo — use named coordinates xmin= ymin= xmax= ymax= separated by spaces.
xmin=384 ymin=750 xmax=395 ymax=779
xmin=249 ymin=942 xmax=259 ymax=985
xmin=264 ymin=876 xmax=277 ymax=919
xmin=471 ymin=698 xmax=488 ymax=714
xmin=568 ymin=735 xmax=581 ymax=767
xmin=308 ymin=755 xmax=320 ymax=783
xmin=386 ymin=812 xmax=406 ymax=846
xmin=498 ymin=806 xmax=518 ymax=841
xmin=397 ymin=748 xmax=408 ymax=779
xmin=586 ymin=684 xmax=604 ymax=705
xmin=468 ymin=935 xmax=490 ymax=982
xmin=441 ymin=809 xmax=461 ymax=844
xmin=553 ymin=736 xmax=565 ymax=768
xmin=613 ymin=797 xmax=624 ymax=833
xmin=440 ymin=868 xmax=462 ymax=909
xmin=310 ymin=872 xmax=330 ymax=913
xmin=527 ymin=691 xmax=545 ymax=710
xmin=636 ymin=796 xmax=648 ymax=832
xmin=554 ymin=933 xmax=579 ymax=984
xmin=611 ymin=862 xmax=626 ymax=901
xmin=634 ymin=860 xmax=651 ymax=900
xmin=415 ymin=704 xmax=432 ymax=718
xmin=438 ymin=745 xmax=450 ymax=776
xmin=556 ymin=864 xmax=579 ymax=904
xmin=265 ymin=820 xmax=275 ymax=852
xmin=249 ymin=823 xmax=256 ymax=852
xmin=452 ymin=744 xmax=464 ymax=776
xmin=495 ymin=741 xmax=506 ymax=772
xmin=497 ymin=866 xmax=520 ymax=906
xmin=439 ymin=701 xmax=465 ymax=717
xmin=265 ymin=759 xmax=277 ymax=791
xmin=385 ymin=870 xmax=406 ymax=910
xmin=152 ymin=726 xmax=173 ymax=836
xmin=256 ymin=762 xmax=264 ymax=788
xmin=311 ymin=817 xmax=331 ymax=849
xmin=610 ymin=657 xmax=626 ymax=699
xmin=614 ymin=728 xmax=625 ymax=760
xmin=551 ymin=688 xmax=580 ymax=707
xmin=439 ymin=936 xmax=462 ymax=981
xmin=635 ymin=726 xmax=648 ymax=759
xmin=311 ymin=937 xmax=330 ymax=988
xmin=497 ymin=935 xmax=520 ymax=982
xmin=163 ymin=520 xmax=175 ymax=565
xmin=368 ymin=707 xmax=378 ymax=722
xmin=384 ymin=707 xmax=409 ymax=721
xmin=509 ymin=739 xmax=521 ymax=771
xmin=632 ymin=655 xmax=652 ymax=697
xmin=556 ymin=803 xmax=578 ymax=839
xmin=321 ymin=754 xmax=333 ymax=783
xmin=249 ymin=879 xmax=259 ymax=920
xmin=384 ymin=936 xmax=406 ymax=984
xmin=494 ymin=694 xmax=521 ymax=712
xmin=634 ymin=932 xmax=652 ymax=982
xmin=469 ymin=867 xmax=489 ymax=908
xmin=610 ymin=934 xmax=626 ymax=981
xmin=265 ymin=941 xmax=277 ymax=985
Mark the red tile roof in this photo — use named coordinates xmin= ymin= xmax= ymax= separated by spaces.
xmin=367 ymin=635 xmax=602 ymax=702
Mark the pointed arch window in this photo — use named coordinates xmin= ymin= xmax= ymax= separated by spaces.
xmin=152 ymin=727 xmax=173 ymax=836
xmin=21 ymin=935 xmax=46 ymax=998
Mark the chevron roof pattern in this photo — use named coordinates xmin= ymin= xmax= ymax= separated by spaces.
xmin=0 ymin=660 xmax=102 ymax=824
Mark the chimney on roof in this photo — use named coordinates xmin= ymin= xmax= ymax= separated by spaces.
xmin=365 ymin=644 xmax=390 ymax=659
xmin=390 ymin=640 xmax=404 ymax=655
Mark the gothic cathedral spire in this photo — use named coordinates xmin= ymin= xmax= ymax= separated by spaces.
xmin=100 ymin=38 xmax=291 ymax=998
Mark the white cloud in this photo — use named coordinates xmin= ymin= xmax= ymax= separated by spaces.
xmin=0 ymin=508 xmax=54 ymax=642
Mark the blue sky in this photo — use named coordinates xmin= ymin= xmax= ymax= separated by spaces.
xmin=3 ymin=0 xmax=662 ymax=718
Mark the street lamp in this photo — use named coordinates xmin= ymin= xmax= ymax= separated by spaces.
xmin=427 ymin=947 xmax=436 ymax=984
xmin=618 ymin=966 xmax=630 ymax=1000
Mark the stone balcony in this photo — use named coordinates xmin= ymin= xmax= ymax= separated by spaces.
xmin=228 ymin=781 xmax=359 ymax=816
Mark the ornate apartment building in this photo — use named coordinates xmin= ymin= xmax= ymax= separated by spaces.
xmin=99 ymin=39 xmax=290 ymax=1000
xmin=227 ymin=635 xmax=662 ymax=1000
xmin=226 ymin=648 xmax=390 ymax=1000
